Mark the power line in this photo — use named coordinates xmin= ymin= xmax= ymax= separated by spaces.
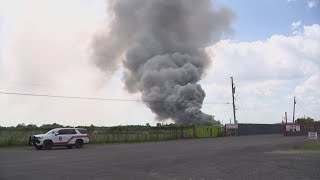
xmin=0 ymin=91 xmax=230 ymax=105
xmin=295 ymin=99 xmax=320 ymax=117
xmin=296 ymin=103 xmax=320 ymax=117
xmin=0 ymin=81 xmax=51 ymax=87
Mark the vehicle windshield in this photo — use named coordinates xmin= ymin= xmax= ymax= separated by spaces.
xmin=46 ymin=129 xmax=56 ymax=134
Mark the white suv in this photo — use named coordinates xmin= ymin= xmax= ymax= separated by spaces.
xmin=29 ymin=128 xmax=90 ymax=150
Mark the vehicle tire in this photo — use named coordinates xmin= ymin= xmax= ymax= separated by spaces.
xmin=67 ymin=145 xmax=73 ymax=149
xmin=43 ymin=141 xmax=53 ymax=150
xmin=75 ymin=139 xmax=84 ymax=148
xmin=35 ymin=145 xmax=43 ymax=150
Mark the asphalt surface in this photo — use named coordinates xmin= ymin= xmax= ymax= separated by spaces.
xmin=0 ymin=134 xmax=319 ymax=180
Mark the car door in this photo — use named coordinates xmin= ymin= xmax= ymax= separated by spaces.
xmin=55 ymin=129 xmax=70 ymax=144
xmin=46 ymin=129 xmax=58 ymax=143
xmin=66 ymin=129 xmax=78 ymax=144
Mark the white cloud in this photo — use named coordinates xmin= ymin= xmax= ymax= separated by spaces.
xmin=307 ymin=0 xmax=319 ymax=8
xmin=291 ymin=21 xmax=302 ymax=35
xmin=292 ymin=73 xmax=320 ymax=118
xmin=0 ymin=0 xmax=157 ymax=127
xmin=294 ymin=73 xmax=320 ymax=101
xmin=287 ymin=0 xmax=319 ymax=8
xmin=204 ymin=24 xmax=320 ymax=123
xmin=291 ymin=21 xmax=301 ymax=30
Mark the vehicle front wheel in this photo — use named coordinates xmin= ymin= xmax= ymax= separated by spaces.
xmin=75 ymin=140 xmax=84 ymax=148
xmin=43 ymin=141 xmax=53 ymax=150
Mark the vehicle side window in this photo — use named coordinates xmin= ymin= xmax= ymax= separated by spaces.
xmin=68 ymin=129 xmax=77 ymax=134
xmin=58 ymin=129 xmax=68 ymax=135
xmin=78 ymin=129 xmax=88 ymax=134
xmin=58 ymin=129 xmax=77 ymax=135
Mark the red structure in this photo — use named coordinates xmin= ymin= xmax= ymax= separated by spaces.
xmin=283 ymin=123 xmax=320 ymax=136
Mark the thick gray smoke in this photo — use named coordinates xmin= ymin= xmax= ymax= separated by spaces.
xmin=92 ymin=0 xmax=234 ymax=125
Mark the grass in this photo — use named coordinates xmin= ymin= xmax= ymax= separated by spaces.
xmin=301 ymin=141 xmax=320 ymax=151
xmin=0 ymin=130 xmax=45 ymax=147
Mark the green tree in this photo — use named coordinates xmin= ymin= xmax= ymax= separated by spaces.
xmin=26 ymin=124 xmax=38 ymax=130
xmin=314 ymin=120 xmax=320 ymax=125
xmin=16 ymin=123 xmax=26 ymax=130
xmin=296 ymin=117 xmax=314 ymax=124
xmin=40 ymin=123 xmax=64 ymax=130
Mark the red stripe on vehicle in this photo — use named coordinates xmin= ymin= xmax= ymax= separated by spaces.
xmin=53 ymin=135 xmax=88 ymax=145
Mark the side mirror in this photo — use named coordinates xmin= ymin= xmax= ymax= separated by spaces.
xmin=54 ymin=132 xmax=59 ymax=136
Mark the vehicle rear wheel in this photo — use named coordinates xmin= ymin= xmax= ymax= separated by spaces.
xmin=35 ymin=145 xmax=43 ymax=150
xmin=43 ymin=141 xmax=53 ymax=150
xmin=75 ymin=139 xmax=84 ymax=148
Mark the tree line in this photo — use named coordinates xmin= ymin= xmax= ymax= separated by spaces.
xmin=0 ymin=122 xmax=195 ymax=132
xmin=296 ymin=117 xmax=320 ymax=125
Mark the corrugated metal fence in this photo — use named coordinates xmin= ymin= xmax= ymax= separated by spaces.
xmin=236 ymin=124 xmax=283 ymax=136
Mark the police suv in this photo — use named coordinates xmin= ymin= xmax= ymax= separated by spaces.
xmin=29 ymin=128 xmax=89 ymax=150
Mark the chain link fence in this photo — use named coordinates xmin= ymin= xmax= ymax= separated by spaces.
xmin=0 ymin=125 xmax=222 ymax=146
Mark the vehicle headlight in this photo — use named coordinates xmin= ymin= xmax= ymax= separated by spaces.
xmin=37 ymin=137 xmax=43 ymax=139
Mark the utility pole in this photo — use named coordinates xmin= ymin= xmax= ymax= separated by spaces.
xmin=292 ymin=96 xmax=296 ymax=124
xmin=285 ymin=112 xmax=287 ymax=124
xmin=230 ymin=77 xmax=237 ymax=124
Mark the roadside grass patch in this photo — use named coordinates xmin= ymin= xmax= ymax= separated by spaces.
xmin=269 ymin=141 xmax=320 ymax=154
xmin=301 ymin=141 xmax=320 ymax=151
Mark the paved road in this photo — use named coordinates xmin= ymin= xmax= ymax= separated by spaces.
xmin=0 ymin=135 xmax=319 ymax=180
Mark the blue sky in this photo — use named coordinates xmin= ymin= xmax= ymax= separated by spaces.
xmin=216 ymin=0 xmax=320 ymax=41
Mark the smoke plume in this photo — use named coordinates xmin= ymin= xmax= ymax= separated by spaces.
xmin=92 ymin=0 xmax=234 ymax=125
